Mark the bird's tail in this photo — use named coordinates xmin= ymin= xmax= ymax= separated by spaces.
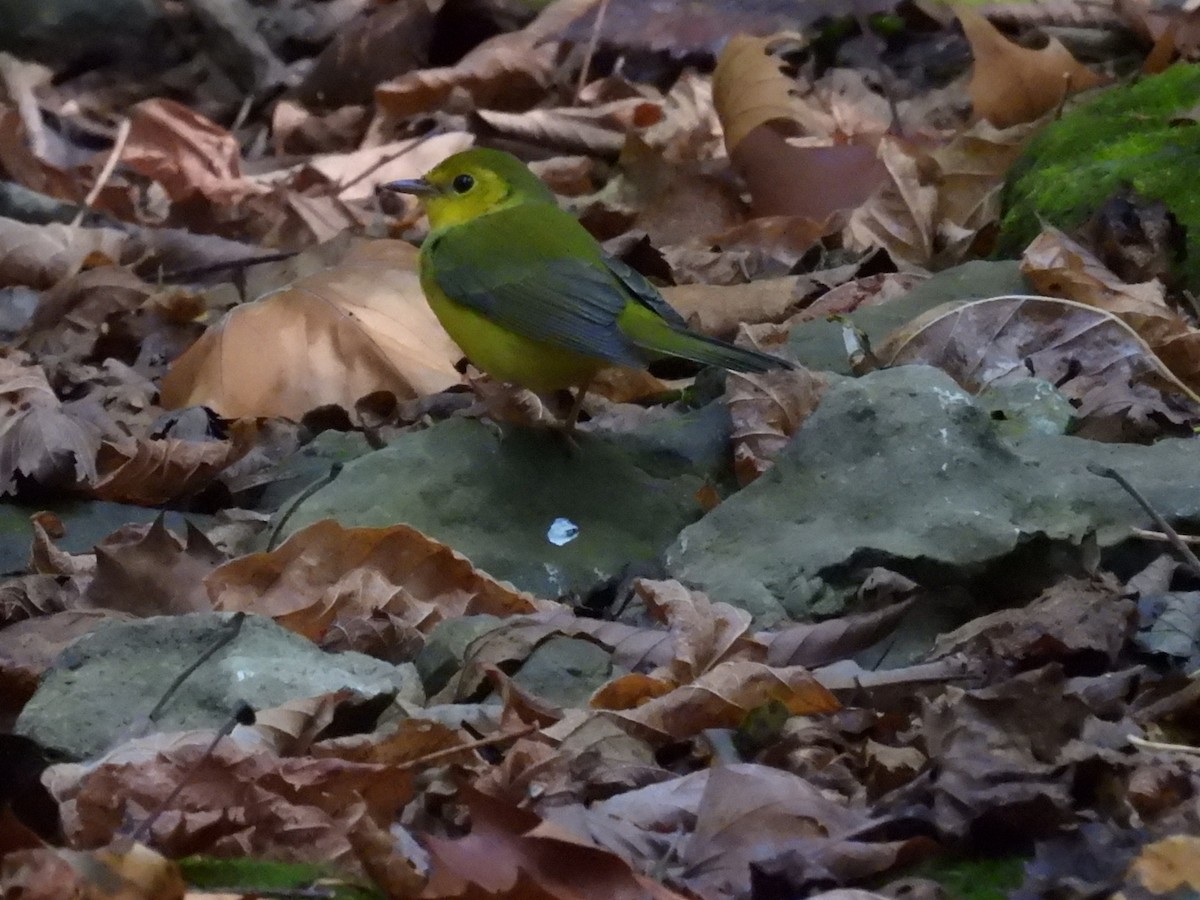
xmin=624 ymin=315 xmax=794 ymax=373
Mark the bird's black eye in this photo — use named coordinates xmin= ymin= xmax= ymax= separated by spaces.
xmin=452 ymin=173 xmax=475 ymax=194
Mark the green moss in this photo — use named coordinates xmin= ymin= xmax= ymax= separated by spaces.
xmin=998 ymin=63 xmax=1200 ymax=290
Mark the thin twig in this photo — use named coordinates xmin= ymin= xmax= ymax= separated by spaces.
xmin=72 ymin=117 xmax=131 ymax=227
xmin=1088 ymin=464 xmax=1200 ymax=578
xmin=573 ymin=0 xmax=611 ymax=104
xmin=1131 ymin=527 xmax=1200 ymax=546
xmin=268 ymin=463 xmax=343 ymax=550
xmin=394 ymin=724 xmax=538 ymax=771
xmin=1129 ymin=735 xmax=1200 ymax=756
xmin=130 ymin=700 xmax=255 ymax=843
xmin=337 ymin=130 xmax=442 ymax=197
xmin=146 ymin=613 xmax=246 ymax=723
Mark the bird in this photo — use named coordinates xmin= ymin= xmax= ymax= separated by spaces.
xmin=384 ymin=148 xmax=793 ymax=430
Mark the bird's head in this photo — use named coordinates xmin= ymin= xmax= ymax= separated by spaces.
xmin=384 ymin=148 xmax=557 ymax=230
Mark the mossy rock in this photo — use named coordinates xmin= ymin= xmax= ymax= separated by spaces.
xmin=997 ymin=63 xmax=1200 ymax=289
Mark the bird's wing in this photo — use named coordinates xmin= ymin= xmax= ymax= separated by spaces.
xmin=426 ymin=205 xmax=650 ymax=367
xmin=602 ymin=254 xmax=688 ymax=328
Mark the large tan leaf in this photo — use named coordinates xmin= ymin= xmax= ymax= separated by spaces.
xmin=207 ymin=519 xmax=552 ymax=642
xmin=160 ymin=240 xmax=461 ymax=418
xmin=958 ymin=6 xmax=1109 ymax=128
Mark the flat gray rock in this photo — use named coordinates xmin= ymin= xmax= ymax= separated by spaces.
xmin=279 ymin=407 xmax=732 ymax=598
xmin=666 ymin=366 xmax=1200 ymax=624
xmin=17 ymin=612 xmax=423 ymax=760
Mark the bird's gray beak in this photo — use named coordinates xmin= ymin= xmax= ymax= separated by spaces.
xmin=383 ymin=178 xmax=437 ymax=196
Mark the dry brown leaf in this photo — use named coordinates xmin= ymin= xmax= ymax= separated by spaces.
xmin=0 ymin=575 xmax=82 ymax=624
xmin=121 ymin=98 xmax=265 ymax=206
xmin=593 ymin=661 xmax=840 ymax=741
xmin=958 ymin=6 xmax=1109 ymax=128
xmin=478 ymin=99 xmax=665 ymax=156
xmin=727 ymin=366 xmax=828 ymax=486
xmin=0 ymin=844 xmax=186 ymax=900
xmin=663 ymin=276 xmax=800 ymax=338
xmin=526 ymin=609 xmax=677 ymax=673
xmin=84 ymin=517 xmax=226 ymax=616
xmin=931 ymin=575 xmax=1131 ymax=669
xmin=316 ymin=717 xmax=473 ymax=767
xmin=207 ymin=519 xmax=551 ymax=642
xmin=43 ymin=730 xmax=416 ymax=882
xmin=712 ymin=34 xmax=803 ymax=152
xmin=0 ymin=355 xmax=101 ymax=495
xmin=372 ymin=0 xmax=598 ymax=122
xmin=251 ymin=690 xmax=359 ymax=756
xmin=423 ymin=785 xmax=689 ymax=900
xmin=635 ymin=579 xmax=760 ymax=682
xmin=847 ymin=121 xmax=1041 ymax=270
xmin=0 ymin=106 xmax=135 ymax=218
xmin=877 ymin=293 xmax=1200 ymax=435
xmin=712 ymin=35 xmax=885 ymax=222
xmin=791 ymin=272 xmax=928 ymax=324
xmin=1021 ymin=228 xmax=1200 ymax=391
xmin=294 ymin=0 xmax=435 ymax=108
xmin=160 ymin=240 xmax=461 ymax=418
xmin=1021 ymin=227 xmax=1172 ymax=318
xmin=90 ymin=424 xmax=256 ymax=506
xmin=762 ymin=600 xmax=916 ymax=669
xmin=0 ymin=219 xmax=127 ymax=290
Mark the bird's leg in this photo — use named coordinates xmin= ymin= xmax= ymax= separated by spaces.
xmin=562 ymin=375 xmax=595 ymax=436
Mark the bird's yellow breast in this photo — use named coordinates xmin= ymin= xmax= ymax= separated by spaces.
xmin=420 ymin=268 xmax=607 ymax=393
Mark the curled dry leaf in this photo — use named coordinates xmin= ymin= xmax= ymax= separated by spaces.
xmin=847 ymin=118 xmax=1038 ymax=271
xmin=712 ymin=34 xmax=884 ymax=223
xmin=0 ymin=219 xmax=127 ymax=290
xmin=251 ymin=689 xmax=359 ymax=756
xmin=635 ymin=579 xmax=760 ymax=682
xmin=373 ymin=0 xmax=598 ymax=121
xmin=958 ymin=6 xmax=1109 ymax=128
xmin=121 ymin=98 xmax=265 ymax=206
xmin=206 ymin=518 xmax=551 ymax=643
xmin=43 ymin=730 xmax=416 ymax=881
xmin=593 ymin=660 xmax=840 ymax=742
xmin=1021 ymin=228 xmax=1200 ymax=390
xmin=160 ymin=240 xmax=462 ymax=419
xmin=877 ymin=293 xmax=1200 ymax=434
xmin=762 ymin=598 xmax=917 ymax=669
xmin=423 ymin=785 xmax=689 ymax=900
xmin=727 ymin=365 xmax=828 ymax=486
xmin=0 ymin=356 xmax=100 ymax=495
xmin=477 ymin=99 xmax=664 ymax=157
xmin=712 ymin=34 xmax=804 ymax=153
xmin=90 ymin=423 xmax=257 ymax=506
